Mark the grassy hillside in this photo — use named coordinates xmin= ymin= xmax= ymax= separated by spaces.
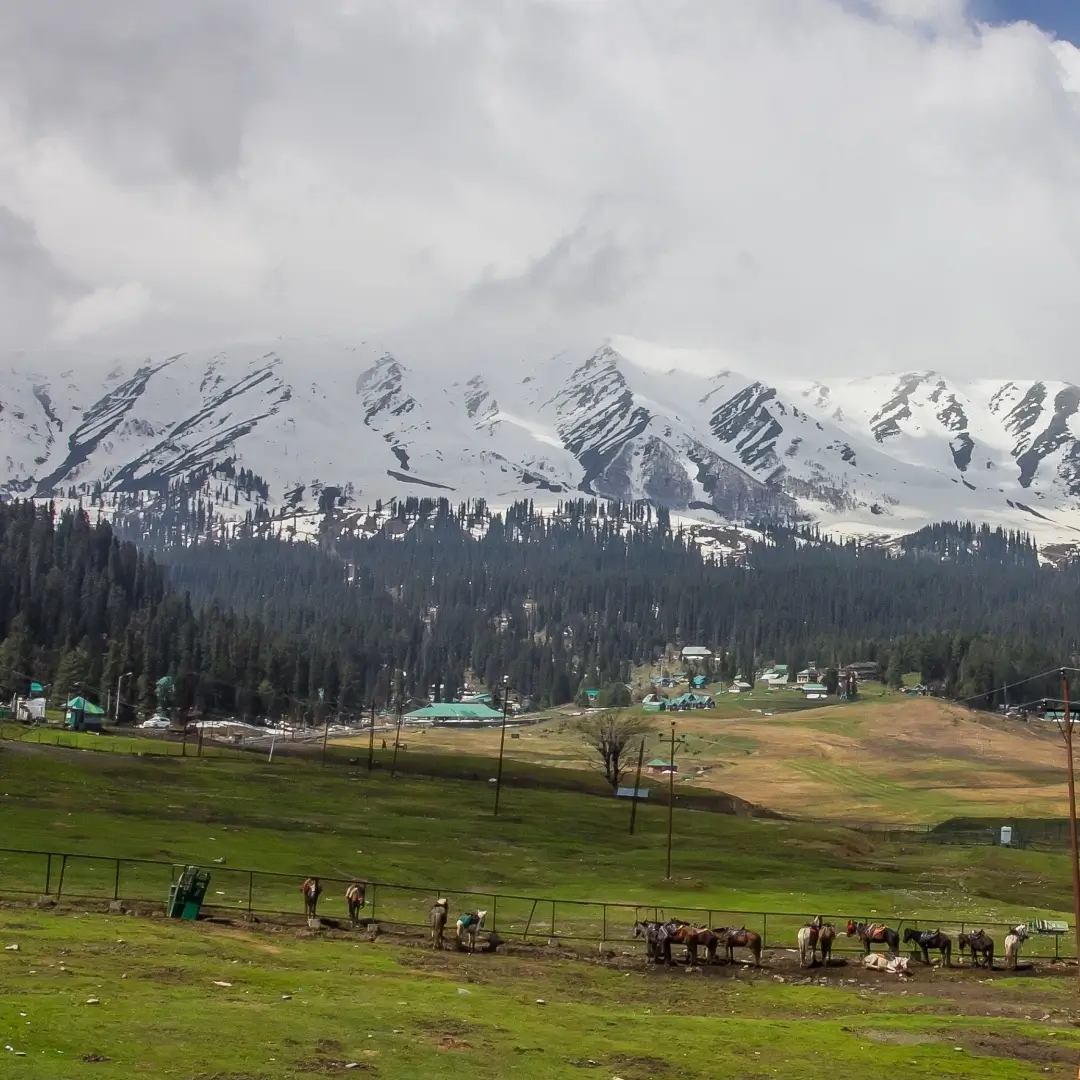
xmin=370 ymin=696 xmax=1073 ymax=823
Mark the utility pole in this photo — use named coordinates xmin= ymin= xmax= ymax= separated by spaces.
xmin=390 ymin=670 xmax=406 ymax=778
xmin=493 ymin=675 xmax=510 ymax=817
xmin=367 ymin=699 xmax=376 ymax=772
xmin=114 ymin=671 xmax=133 ymax=724
xmin=1061 ymin=669 xmax=1080 ymax=987
xmin=665 ymin=721 xmax=676 ymax=880
xmin=321 ymin=717 xmax=330 ymax=767
xmin=629 ymin=736 xmax=646 ymax=835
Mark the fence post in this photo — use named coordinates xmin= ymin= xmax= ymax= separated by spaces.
xmin=523 ymin=899 xmax=537 ymax=940
xmin=492 ymin=894 xmax=498 ymax=933
xmin=602 ymin=904 xmax=607 ymax=945
xmin=44 ymin=853 xmax=52 ymax=895
xmin=370 ymin=884 xmax=377 ymax=924
xmin=56 ymin=855 xmax=67 ymax=900
xmin=762 ymin=913 xmax=768 ymax=949
xmin=113 ymin=859 xmax=121 ymax=901
xmin=247 ymin=872 xmax=253 ymax=914
xmin=551 ymin=900 xmax=556 ymax=940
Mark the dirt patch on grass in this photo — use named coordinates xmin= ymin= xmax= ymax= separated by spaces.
xmin=435 ymin=1035 xmax=472 ymax=1051
xmin=958 ymin=1030 xmax=1080 ymax=1066
xmin=608 ymin=1052 xmax=675 ymax=1076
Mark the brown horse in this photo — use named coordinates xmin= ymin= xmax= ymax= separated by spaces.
xmin=957 ymin=929 xmax=994 ymax=968
xmin=430 ymin=899 xmax=449 ymax=949
xmin=301 ymin=877 xmax=322 ymax=918
xmin=818 ymin=922 xmax=836 ymax=964
xmin=345 ymin=882 xmax=367 ymax=926
xmin=668 ymin=924 xmax=719 ymax=966
xmin=713 ymin=926 xmax=762 ymax=966
xmin=846 ymin=920 xmax=899 ymax=956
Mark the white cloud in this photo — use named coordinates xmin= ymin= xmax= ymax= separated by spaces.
xmin=53 ymin=282 xmax=151 ymax=341
xmin=0 ymin=1 xmax=1079 ymax=378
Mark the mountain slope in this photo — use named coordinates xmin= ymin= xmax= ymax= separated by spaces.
xmin=4 ymin=338 xmax=1080 ymax=544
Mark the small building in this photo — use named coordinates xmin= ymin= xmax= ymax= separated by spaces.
xmin=801 ymin=682 xmax=828 ymax=701
xmin=840 ymin=661 xmax=880 ymax=681
xmin=729 ymin=680 xmax=752 ymax=694
xmin=680 ymin=646 xmax=713 ymax=661
xmin=692 ymin=675 xmax=709 ymax=689
xmin=64 ymin=696 xmax=105 ymax=731
xmin=16 ymin=696 xmax=46 ymax=722
xmin=760 ymin=665 xmax=789 ymax=688
xmin=797 ymin=666 xmax=825 ymax=685
xmin=459 ymin=692 xmax=493 ymax=705
xmin=642 ymin=694 xmax=667 ymax=712
xmin=404 ymin=703 xmax=506 ymax=726
xmin=668 ymin=692 xmax=716 ymax=711
xmin=647 ymin=758 xmax=677 ymax=777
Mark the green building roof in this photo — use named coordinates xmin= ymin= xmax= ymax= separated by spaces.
xmin=405 ymin=703 xmax=505 ymax=721
xmin=64 ymin=696 xmax=105 ymax=715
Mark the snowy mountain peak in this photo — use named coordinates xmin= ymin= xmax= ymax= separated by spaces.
xmin=5 ymin=339 xmax=1080 ymax=545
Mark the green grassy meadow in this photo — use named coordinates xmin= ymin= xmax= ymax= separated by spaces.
xmin=4 ymin=736 xmax=1080 ymax=1077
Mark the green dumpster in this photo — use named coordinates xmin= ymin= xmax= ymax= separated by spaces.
xmin=167 ymin=865 xmax=211 ymax=920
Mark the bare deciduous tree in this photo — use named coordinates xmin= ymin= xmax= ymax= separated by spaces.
xmin=578 ymin=711 xmax=651 ymax=792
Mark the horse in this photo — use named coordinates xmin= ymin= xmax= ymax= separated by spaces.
xmin=430 ymin=899 xmax=449 ymax=949
xmin=668 ymin=923 xmax=719 ymax=966
xmin=903 ymin=927 xmax=951 ymax=966
xmin=957 ymin=929 xmax=994 ymax=968
xmin=818 ymin=922 xmax=836 ymax=965
xmin=798 ymin=916 xmax=822 ymax=967
xmin=864 ymin=953 xmax=911 ymax=976
xmin=1004 ymin=925 xmax=1028 ymax=970
xmin=301 ymin=877 xmax=322 ymax=918
xmin=345 ymin=882 xmax=367 ymax=927
xmin=633 ymin=921 xmax=664 ymax=963
xmin=456 ymin=909 xmax=487 ymax=953
xmin=846 ymin=920 xmax=899 ymax=957
xmin=713 ymin=926 xmax=762 ymax=966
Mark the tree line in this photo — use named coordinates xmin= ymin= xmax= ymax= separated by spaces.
xmin=1 ymin=498 xmax=1078 ymax=721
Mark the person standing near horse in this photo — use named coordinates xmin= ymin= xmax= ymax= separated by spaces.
xmin=430 ymin=898 xmax=449 ymax=949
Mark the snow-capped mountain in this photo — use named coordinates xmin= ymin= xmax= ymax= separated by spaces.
xmin=5 ymin=337 xmax=1080 ymax=545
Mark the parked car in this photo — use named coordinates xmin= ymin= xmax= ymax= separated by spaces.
xmin=138 ymin=715 xmax=170 ymax=730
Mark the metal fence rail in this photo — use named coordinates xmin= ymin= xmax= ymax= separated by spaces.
xmin=0 ymin=845 xmax=1073 ymax=962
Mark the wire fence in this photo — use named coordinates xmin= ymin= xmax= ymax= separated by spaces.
xmin=0 ymin=845 xmax=1072 ymax=962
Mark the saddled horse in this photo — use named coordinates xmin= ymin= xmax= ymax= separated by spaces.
xmin=713 ymin=926 xmax=762 ymax=966
xmin=957 ymin=929 xmax=994 ymax=968
xmin=903 ymin=927 xmax=951 ymax=966
xmin=345 ymin=882 xmax=367 ymax=927
xmin=818 ymin=922 xmax=836 ymax=964
xmin=633 ymin=920 xmax=664 ymax=963
xmin=456 ymin=909 xmax=487 ymax=953
xmin=797 ymin=917 xmax=821 ymax=967
xmin=668 ymin=923 xmax=719 ymax=966
xmin=301 ymin=877 xmax=323 ymax=918
xmin=1004 ymin=925 xmax=1029 ymax=970
xmin=846 ymin=920 xmax=899 ymax=957
xmin=430 ymin=898 xmax=449 ymax=949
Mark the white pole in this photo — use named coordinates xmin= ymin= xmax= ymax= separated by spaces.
xmin=268 ymin=736 xmax=276 ymax=762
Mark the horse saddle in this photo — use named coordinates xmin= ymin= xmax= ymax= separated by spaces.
xmin=916 ymin=930 xmax=939 ymax=946
xmin=865 ymin=923 xmax=888 ymax=938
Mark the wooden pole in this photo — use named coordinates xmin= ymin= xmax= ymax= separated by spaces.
xmin=1062 ymin=670 xmax=1080 ymax=986
xmin=665 ymin=722 xmax=675 ymax=880
xmin=629 ymin=736 xmax=646 ymax=835
xmin=321 ymin=718 xmax=330 ymax=767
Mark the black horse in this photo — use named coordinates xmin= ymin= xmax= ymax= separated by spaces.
xmin=903 ymin=927 xmax=951 ymax=966
xmin=958 ymin=929 xmax=994 ymax=968
xmin=846 ymin=920 xmax=900 ymax=956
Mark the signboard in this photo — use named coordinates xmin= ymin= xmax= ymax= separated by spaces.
xmin=999 ymin=825 xmax=1012 ymax=846
xmin=616 ymin=788 xmax=649 ymax=799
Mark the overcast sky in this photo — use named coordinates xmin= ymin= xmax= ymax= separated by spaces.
xmin=2 ymin=0 xmax=1080 ymax=378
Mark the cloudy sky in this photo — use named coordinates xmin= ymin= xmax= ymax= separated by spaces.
xmin=1 ymin=0 xmax=1079 ymax=378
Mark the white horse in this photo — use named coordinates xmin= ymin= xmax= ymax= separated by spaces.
xmin=1004 ymin=925 xmax=1029 ymax=970
xmin=797 ymin=925 xmax=818 ymax=967
xmin=456 ymin=909 xmax=487 ymax=953
xmin=864 ymin=953 xmax=911 ymax=976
